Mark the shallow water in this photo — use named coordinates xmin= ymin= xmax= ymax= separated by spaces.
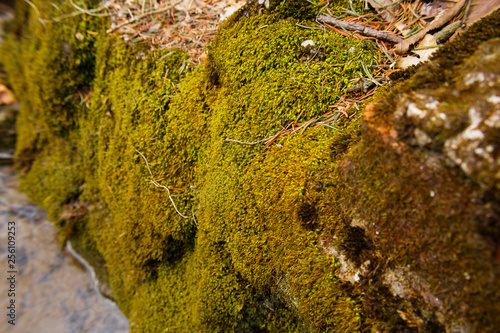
xmin=0 ymin=166 xmax=129 ymax=333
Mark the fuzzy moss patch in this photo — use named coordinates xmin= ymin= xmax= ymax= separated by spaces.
xmin=88 ymin=3 xmax=375 ymax=329
xmin=1 ymin=0 xmax=101 ymax=206
xmin=3 ymin=0 xmax=500 ymax=332
xmin=0 ymin=104 xmax=17 ymax=152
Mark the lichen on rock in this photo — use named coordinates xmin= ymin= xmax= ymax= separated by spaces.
xmin=396 ymin=37 xmax=500 ymax=192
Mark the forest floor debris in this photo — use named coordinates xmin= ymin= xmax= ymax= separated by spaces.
xmin=58 ymin=0 xmax=500 ymax=145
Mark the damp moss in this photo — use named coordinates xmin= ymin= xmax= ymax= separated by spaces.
xmin=0 ymin=104 xmax=17 ymax=152
xmin=0 ymin=0 xmax=102 ymax=206
xmin=2 ymin=0 xmax=500 ymax=332
xmin=87 ymin=3 xmax=375 ymax=328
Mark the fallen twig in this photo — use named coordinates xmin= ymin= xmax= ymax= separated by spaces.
xmin=434 ymin=20 xmax=462 ymax=44
xmin=24 ymin=0 xmax=40 ymax=17
xmin=224 ymin=136 xmax=274 ymax=145
xmin=135 ymin=148 xmax=194 ymax=221
xmin=317 ymin=14 xmax=403 ymax=44
xmin=226 ymin=108 xmax=351 ymax=150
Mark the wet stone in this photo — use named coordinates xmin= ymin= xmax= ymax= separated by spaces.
xmin=0 ymin=166 xmax=129 ymax=333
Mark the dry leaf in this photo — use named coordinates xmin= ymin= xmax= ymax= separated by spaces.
xmin=412 ymin=34 xmax=438 ymax=62
xmin=396 ymin=34 xmax=438 ymax=69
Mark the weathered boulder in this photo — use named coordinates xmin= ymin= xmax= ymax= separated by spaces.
xmin=1 ymin=0 xmax=499 ymax=331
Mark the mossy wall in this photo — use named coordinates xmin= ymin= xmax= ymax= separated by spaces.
xmin=1 ymin=0 xmax=499 ymax=332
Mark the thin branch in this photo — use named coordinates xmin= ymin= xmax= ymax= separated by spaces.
xmin=224 ymin=136 xmax=274 ymax=145
xmin=135 ymin=148 xmax=193 ymax=220
xmin=24 ymin=0 xmax=40 ymax=17
xmin=433 ymin=20 xmax=462 ymax=44
xmin=317 ymin=14 xmax=403 ymax=43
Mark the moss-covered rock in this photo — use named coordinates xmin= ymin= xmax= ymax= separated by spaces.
xmin=338 ymin=12 xmax=500 ymax=331
xmin=0 ymin=103 xmax=17 ymax=155
xmin=1 ymin=0 xmax=499 ymax=332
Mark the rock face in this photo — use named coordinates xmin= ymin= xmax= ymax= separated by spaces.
xmin=398 ymin=38 xmax=500 ymax=192
xmin=0 ymin=166 xmax=129 ymax=333
xmin=1 ymin=0 xmax=499 ymax=332
xmin=337 ymin=28 xmax=500 ymax=331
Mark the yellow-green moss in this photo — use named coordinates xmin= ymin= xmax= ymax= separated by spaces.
xmin=3 ymin=0 xmax=500 ymax=332
xmin=0 ymin=104 xmax=17 ymax=151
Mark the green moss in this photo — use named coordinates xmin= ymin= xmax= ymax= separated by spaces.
xmin=3 ymin=0 xmax=500 ymax=332
xmin=0 ymin=104 xmax=17 ymax=151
